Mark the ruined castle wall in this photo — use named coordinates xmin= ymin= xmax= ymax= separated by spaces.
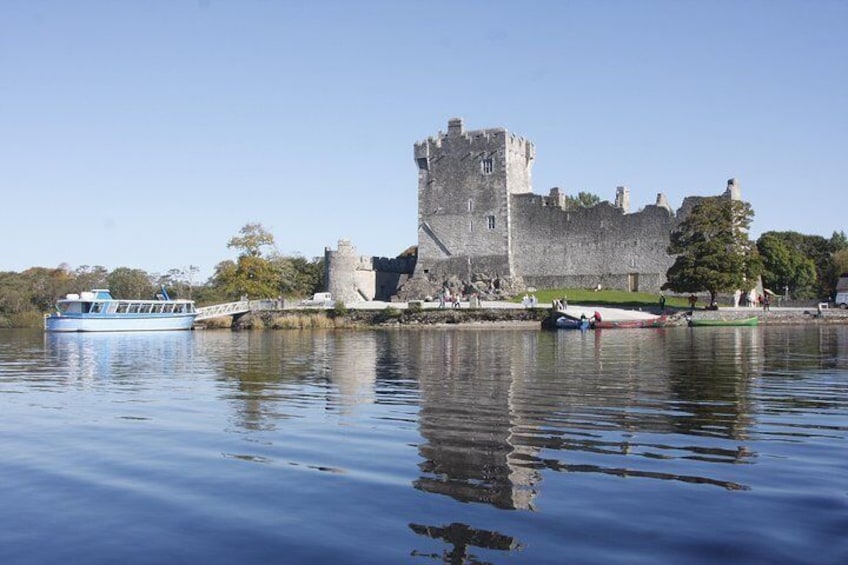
xmin=413 ymin=119 xmax=534 ymax=281
xmin=510 ymin=195 xmax=677 ymax=292
xmin=325 ymin=240 xmax=415 ymax=303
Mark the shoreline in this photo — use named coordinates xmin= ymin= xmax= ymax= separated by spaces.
xmin=225 ymin=305 xmax=848 ymax=330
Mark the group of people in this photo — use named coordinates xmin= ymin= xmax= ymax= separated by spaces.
xmin=552 ymin=297 xmax=568 ymax=311
xmin=579 ymin=311 xmax=603 ymax=324
xmin=437 ymin=290 xmax=462 ymax=309
xmin=521 ymin=294 xmax=538 ymax=308
xmin=438 ymin=290 xmax=483 ymax=309
xmin=676 ymin=291 xmax=773 ymax=311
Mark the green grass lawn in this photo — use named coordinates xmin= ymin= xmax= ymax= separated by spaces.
xmin=514 ymin=288 xmax=691 ymax=309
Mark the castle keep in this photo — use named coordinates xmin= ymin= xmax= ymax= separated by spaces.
xmin=325 ymin=118 xmax=742 ymax=301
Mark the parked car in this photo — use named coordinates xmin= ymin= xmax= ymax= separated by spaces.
xmin=300 ymin=292 xmax=334 ymax=307
xmin=835 ymin=292 xmax=848 ymax=309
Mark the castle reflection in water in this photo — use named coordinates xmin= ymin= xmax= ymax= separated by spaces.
xmin=45 ymin=325 xmax=846 ymax=511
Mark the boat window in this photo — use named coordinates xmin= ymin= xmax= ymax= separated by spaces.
xmin=151 ymin=304 xmax=164 ymax=314
xmin=128 ymin=303 xmax=141 ymax=313
xmin=175 ymin=304 xmax=185 ymax=313
xmin=163 ymin=304 xmax=174 ymax=313
xmin=116 ymin=302 xmax=129 ymax=313
xmin=106 ymin=302 xmax=118 ymax=314
xmin=90 ymin=303 xmax=103 ymax=314
xmin=139 ymin=304 xmax=152 ymax=314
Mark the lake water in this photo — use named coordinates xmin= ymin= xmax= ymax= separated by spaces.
xmin=1 ymin=326 xmax=846 ymax=564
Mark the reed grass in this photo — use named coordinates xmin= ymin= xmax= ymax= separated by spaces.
xmin=271 ymin=313 xmax=336 ymax=329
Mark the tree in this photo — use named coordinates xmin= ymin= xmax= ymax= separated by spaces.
xmin=757 ymin=233 xmax=817 ymax=298
xmin=213 ymin=223 xmax=281 ymax=299
xmin=276 ymin=255 xmax=324 ymax=297
xmin=830 ymin=230 xmax=848 ymax=252
xmin=227 ymin=222 xmax=276 ymax=258
xmin=21 ymin=266 xmax=74 ymax=312
xmin=833 ymin=249 xmax=848 ymax=283
xmin=826 ymin=231 xmax=848 ymax=295
xmin=107 ymin=267 xmax=155 ymax=299
xmin=565 ymin=191 xmax=602 ymax=209
xmin=223 ymin=255 xmax=281 ymax=299
xmin=663 ymin=198 xmax=762 ymax=305
xmin=74 ymin=265 xmax=109 ymax=291
xmin=757 ymin=230 xmax=847 ymax=298
xmin=157 ymin=265 xmax=200 ymax=299
xmin=0 ymin=271 xmax=32 ymax=315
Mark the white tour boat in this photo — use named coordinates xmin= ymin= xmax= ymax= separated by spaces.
xmin=44 ymin=288 xmax=197 ymax=332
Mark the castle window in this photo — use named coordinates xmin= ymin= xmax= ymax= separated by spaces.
xmin=487 ymin=215 xmax=496 ymax=230
xmin=417 ymin=158 xmax=429 ymax=171
xmin=467 ymin=199 xmax=473 ymax=212
xmin=481 ymin=157 xmax=493 ymax=174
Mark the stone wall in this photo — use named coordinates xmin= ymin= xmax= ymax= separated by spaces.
xmin=510 ymin=195 xmax=678 ymax=293
xmin=324 ymin=240 xmax=415 ymax=303
xmin=413 ymin=118 xmax=534 ymax=282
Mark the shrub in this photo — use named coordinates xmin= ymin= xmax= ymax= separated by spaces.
xmin=9 ymin=310 xmax=46 ymax=328
xmin=202 ymin=316 xmax=233 ymax=329
xmin=331 ymin=300 xmax=348 ymax=318
xmin=375 ymin=306 xmax=402 ymax=324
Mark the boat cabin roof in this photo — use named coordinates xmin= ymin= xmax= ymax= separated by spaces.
xmin=59 ymin=289 xmax=192 ymax=303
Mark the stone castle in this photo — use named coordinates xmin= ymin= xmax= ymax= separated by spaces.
xmin=325 ymin=118 xmax=742 ymax=302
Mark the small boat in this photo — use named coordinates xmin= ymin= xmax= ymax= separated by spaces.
xmin=688 ymin=316 xmax=759 ymax=327
xmin=44 ymin=288 xmax=197 ymax=332
xmin=556 ymin=316 xmax=591 ymax=330
xmin=594 ymin=316 xmax=671 ymax=329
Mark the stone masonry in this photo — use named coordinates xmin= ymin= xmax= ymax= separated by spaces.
xmin=326 ymin=119 xmax=745 ymax=302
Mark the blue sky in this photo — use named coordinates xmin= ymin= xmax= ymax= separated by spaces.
xmin=2 ymin=0 xmax=845 ymax=282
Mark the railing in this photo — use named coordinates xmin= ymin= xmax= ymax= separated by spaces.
xmin=195 ymin=299 xmax=283 ymax=321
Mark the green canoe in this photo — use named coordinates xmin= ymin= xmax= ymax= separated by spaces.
xmin=688 ymin=316 xmax=759 ymax=327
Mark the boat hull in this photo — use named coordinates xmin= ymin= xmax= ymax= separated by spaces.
xmin=594 ymin=316 xmax=671 ymax=329
xmin=688 ymin=316 xmax=759 ymax=327
xmin=556 ymin=317 xmax=591 ymax=330
xmin=44 ymin=314 xmax=197 ymax=332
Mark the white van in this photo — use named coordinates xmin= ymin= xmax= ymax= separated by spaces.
xmin=300 ymin=292 xmax=334 ymax=307
xmin=835 ymin=292 xmax=848 ymax=309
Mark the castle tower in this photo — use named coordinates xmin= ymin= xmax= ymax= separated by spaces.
xmin=413 ymin=118 xmax=535 ymax=281
xmin=324 ymin=240 xmax=360 ymax=304
xmin=655 ymin=192 xmax=672 ymax=212
xmin=724 ymin=178 xmax=741 ymax=200
xmin=615 ymin=186 xmax=630 ymax=213
xmin=547 ymin=187 xmax=566 ymax=209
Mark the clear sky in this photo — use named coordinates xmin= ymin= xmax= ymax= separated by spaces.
xmin=2 ymin=0 xmax=845 ymax=282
